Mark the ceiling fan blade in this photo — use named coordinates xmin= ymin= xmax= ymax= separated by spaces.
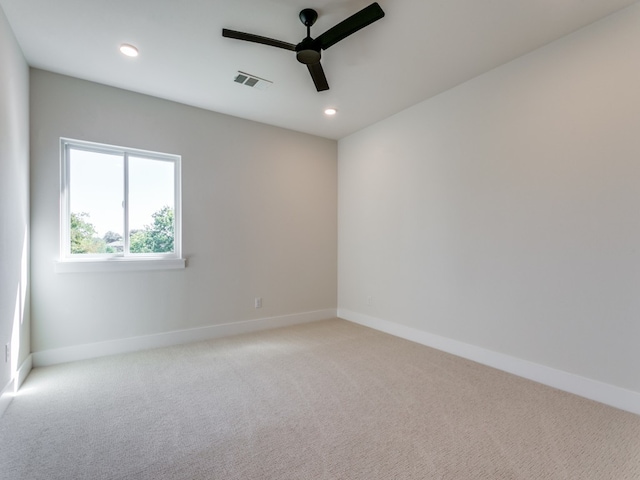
xmin=307 ymin=62 xmax=329 ymax=92
xmin=222 ymin=28 xmax=296 ymax=51
xmin=316 ymin=2 xmax=385 ymax=50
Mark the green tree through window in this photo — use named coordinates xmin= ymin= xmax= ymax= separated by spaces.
xmin=130 ymin=206 xmax=174 ymax=253
xmin=71 ymin=207 xmax=174 ymax=254
xmin=70 ymin=212 xmax=106 ymax=254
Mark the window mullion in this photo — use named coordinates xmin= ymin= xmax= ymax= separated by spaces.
xmin=123 ymin=152 xmax=130 ymax=256
xmin=61 ymin=142 xmax=71 ymax=257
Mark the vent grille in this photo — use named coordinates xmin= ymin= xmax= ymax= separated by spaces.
xmin=234 ymin=71 xmax=273 ymax=90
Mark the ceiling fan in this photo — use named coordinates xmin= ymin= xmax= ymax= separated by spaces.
xmin=222 ymin=2 xmax=385 ymax=92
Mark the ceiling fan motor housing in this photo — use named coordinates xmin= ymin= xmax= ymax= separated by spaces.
xmin=296 ymin=48 xmax=321 ymax=65
xmin=296 ymin=37 xmax=321 ymax=64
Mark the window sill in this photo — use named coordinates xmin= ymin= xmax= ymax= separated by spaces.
xmin=54 ymin=257 xmax=186 ymax=273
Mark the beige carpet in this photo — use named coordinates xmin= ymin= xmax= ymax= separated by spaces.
xmin=1 ymin=319 xmax=639 ymax=479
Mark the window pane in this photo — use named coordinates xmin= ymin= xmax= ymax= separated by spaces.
xmin=69 ymin=149 xmax=124 ymax=254
xmin=128 ymin=156 xmax=175 ymax=254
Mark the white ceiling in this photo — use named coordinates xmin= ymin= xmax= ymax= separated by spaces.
xmin=1 ymin=0 xmax=638 ymax=139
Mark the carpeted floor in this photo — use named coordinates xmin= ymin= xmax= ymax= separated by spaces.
xmin=1 ymin=318 xmax=639 ymax=479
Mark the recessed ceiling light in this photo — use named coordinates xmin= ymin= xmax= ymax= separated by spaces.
xmin=324 ymin=108 xmax=337 ymax=116
xmin=119 ymin=44 xmax=139 ymax=57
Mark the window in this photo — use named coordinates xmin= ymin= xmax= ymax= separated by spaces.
xmin=58 ymin=138 xmax=184 ymax=272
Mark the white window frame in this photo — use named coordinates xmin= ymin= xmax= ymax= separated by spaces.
xmin=56 ymin=138 xmax=185 ymax=273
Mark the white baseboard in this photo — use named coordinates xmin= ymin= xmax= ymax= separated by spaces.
xmin=338 ymin=309 xmax=640 ymax=416
xmin=0 ymin=354 xmax=33 ymax=418
xmin=32 ymin=309 xmax=337 ymax=368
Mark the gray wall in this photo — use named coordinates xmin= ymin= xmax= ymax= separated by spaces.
xmin=338 ymin=4 xmax=640 ymax=394
xmin=30 ymin=70 xmax=337 ymax=352
xmin=0 ymin=6 xmax=30 ymax=390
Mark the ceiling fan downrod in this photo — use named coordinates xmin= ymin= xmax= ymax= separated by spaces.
xmin=296 ymin=9 xmax=321 ymax=65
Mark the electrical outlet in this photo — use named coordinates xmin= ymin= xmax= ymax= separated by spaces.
xmin=4 ymin=344 xmax=9 ymax=363
xmin=367 ymin=296 xmax=373 ymax=306
xmin=254 ymin=297 xmax=262 ymax=309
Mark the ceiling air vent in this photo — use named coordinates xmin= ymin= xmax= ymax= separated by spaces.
xmin=234 ymin=71 xmax=273 ymax=90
